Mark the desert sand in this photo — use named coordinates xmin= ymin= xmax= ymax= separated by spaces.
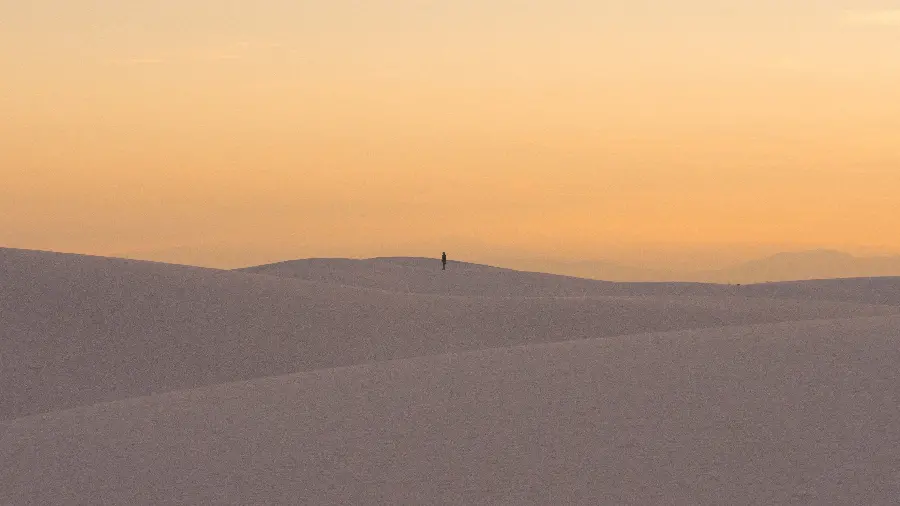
xmin=3 ymin=247 xmax=900 ymax=504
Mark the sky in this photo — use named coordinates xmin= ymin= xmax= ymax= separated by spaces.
xmin=2 ymin=1 xmax=899 ymax=269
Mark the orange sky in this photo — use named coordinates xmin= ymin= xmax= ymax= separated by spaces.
xmin=2 ymin=1 xmax=899 ymax=268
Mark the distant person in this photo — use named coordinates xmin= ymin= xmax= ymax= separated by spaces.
xmin=442 ymin=252 xmax=447 ymax=270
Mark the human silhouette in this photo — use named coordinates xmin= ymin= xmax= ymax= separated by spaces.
xmin=442 ymin=252 xmax=447 ymax=270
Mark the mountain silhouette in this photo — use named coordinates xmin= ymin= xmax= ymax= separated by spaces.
xmin=502 ymin=250 xmax=900 ymax=284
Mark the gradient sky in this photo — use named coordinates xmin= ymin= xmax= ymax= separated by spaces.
xmin=3 ymin=1 xmax=899 ymax=268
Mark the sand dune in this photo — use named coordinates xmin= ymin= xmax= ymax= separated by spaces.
xmin=242 ymin=256 xmax=900 ymax=305
xmin=239 ymin=256 xmax=648 ymax=296
xmin=4 ymin=316 xmax=900 ymax=504
xmin=7 ymin=248 xmax=896 ymax=420
xmin=3 ymin=247 xmax=900 ymax=504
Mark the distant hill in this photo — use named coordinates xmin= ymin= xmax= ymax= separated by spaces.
xmin=696 ymin=249 xmax=900 ymax=284
xmin=500 ymin=250 xmax=900 ymax=284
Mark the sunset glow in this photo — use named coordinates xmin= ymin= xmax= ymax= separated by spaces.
xmin=3 ymin=1 xmax=899 ymax=268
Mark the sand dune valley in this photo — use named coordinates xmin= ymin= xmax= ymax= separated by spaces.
xmin=2 ymin=246 xmax=900 ymax=504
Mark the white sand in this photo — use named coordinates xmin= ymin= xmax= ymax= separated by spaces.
xmin=3 ymin=248 xmax=900 ymax=504
xmin=243 ymin=256 xmax=900 ymax=305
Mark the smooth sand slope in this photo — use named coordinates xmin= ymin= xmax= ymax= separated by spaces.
xmin=3 ymin=247 xmax=900 ymax=504
xmin=243 ymin=257 xmax=900 ymax=305
xmin=5 ymin=248 xmax=897 ymax=420
xmin=4 ymin=316 xmax=900 ymax=504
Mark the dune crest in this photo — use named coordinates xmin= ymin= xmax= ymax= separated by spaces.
xmin=3 ymin=247 xmax=900 ymax=504
xmin=4 ymin=248 xmax=899 ymax=420
xmin=242 ymin=256 xmax=900 ymax=305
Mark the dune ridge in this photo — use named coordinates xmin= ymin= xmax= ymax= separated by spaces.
xmin=3 ymin=247 xmax=900 ymax=504
xmin=4 ymin=247 xmax=899 ymax=420
xmin=242 ymin=256 xmax=900 ymax=305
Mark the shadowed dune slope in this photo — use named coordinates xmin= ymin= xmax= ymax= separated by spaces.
xmin=7 ymin=248 xmax=898 ymax=420
xmin=241 ymin=257 xmax=900 ymax=304
xmin=4 ymin=316 xmax=900 ymax=505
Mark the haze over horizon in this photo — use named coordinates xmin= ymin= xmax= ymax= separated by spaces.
xmin=4 ymin=1 xmax=899 ymax=270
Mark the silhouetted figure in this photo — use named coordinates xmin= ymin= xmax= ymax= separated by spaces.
xmin=442 ymin=252 xmax=447 ymax=270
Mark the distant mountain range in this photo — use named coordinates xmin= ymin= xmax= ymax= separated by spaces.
xmin=511 ymin=250 xmax=900 ymax=284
